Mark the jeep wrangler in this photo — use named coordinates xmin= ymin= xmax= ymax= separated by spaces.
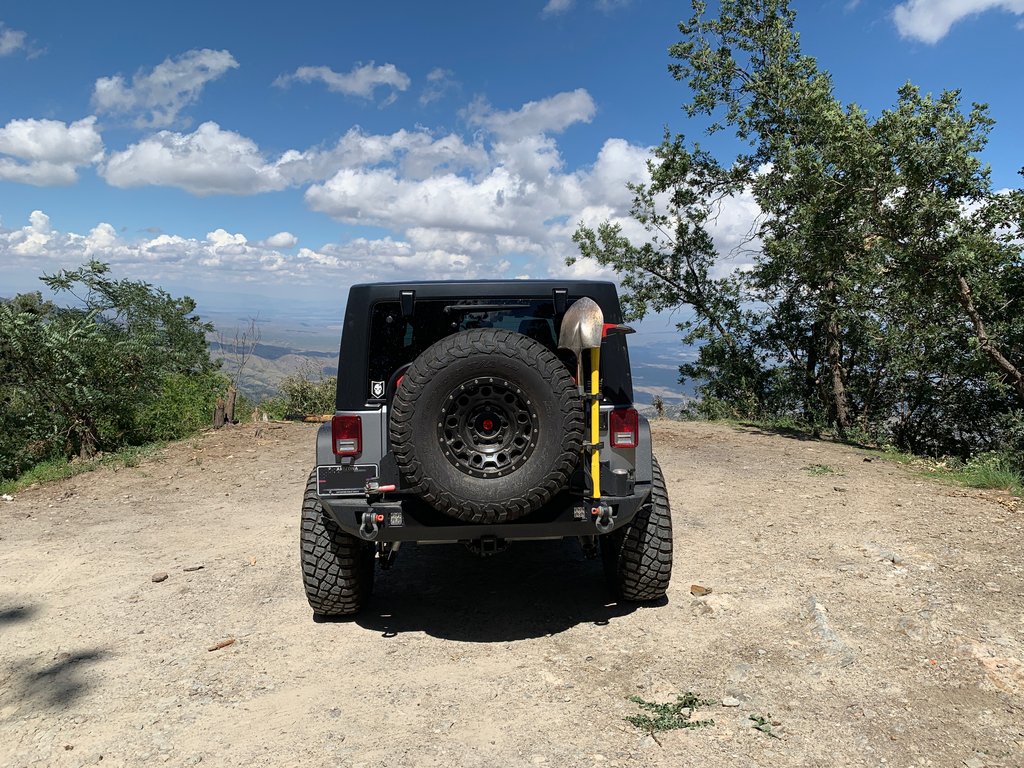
xmin=301 ymin=280 xmax=672 ymax=617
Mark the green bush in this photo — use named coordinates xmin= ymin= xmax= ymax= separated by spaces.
xmin=137 ymin=372 xmax=228 ymax=441
xmin=256 ymin=397 xmax=288 ymax=421
xmin=279 ymin=362 xmax=336 ymax=418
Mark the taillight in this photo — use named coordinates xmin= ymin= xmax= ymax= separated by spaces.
xmin=609 ymin=407 xmax=638 ymax=448
xmin=331 ymin=415 xmax=362 ymax=456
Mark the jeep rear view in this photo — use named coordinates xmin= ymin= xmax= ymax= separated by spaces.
xmin=300 ymin=280 xmax=673 ymax=617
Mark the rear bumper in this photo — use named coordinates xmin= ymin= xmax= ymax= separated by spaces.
xmin=318 ymin=488 xmax=650 ymax=543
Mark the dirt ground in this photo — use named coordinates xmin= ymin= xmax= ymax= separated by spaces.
xmin=1 ymin=420 xmax=1022 ymax=768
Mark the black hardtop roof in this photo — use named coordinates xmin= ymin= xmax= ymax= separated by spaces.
xmin=347 ymin=279 xmax=619 ymax=301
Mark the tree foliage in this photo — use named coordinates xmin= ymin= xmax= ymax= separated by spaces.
xmin=572 ymin=0 xmax=1024 ymax=461
xmin=0 ymin=261 xmax=222 ymax=478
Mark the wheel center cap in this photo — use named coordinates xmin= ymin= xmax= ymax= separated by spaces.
xmin=476 ymin=415 xmax=497 ymax=434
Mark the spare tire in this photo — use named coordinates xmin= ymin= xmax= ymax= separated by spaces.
xmin=390 ymin=328 xmax=583 ymax=523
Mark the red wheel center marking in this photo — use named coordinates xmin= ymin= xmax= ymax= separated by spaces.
xmin=482 ymin=419 xmax=494 ymax=431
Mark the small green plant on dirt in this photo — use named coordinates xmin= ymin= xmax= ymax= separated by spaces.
xmin=749 ymin=714 xmax=781 ymax=739
xmin=803 ymin=463 xmax=842 ymax=476
xmin=625 ymin=693 xmax=716 ymax=733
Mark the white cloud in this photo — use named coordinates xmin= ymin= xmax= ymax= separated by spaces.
xmin=101 ymin=122 xmax=490 ymax=196
xmin=260 ymin=231 xmax=298 ymax=248
xmin=102 ymin=122 xmax=287 ymax=195
xmin=0 ymin=87 xmax=761 ymax=291
xmin=92 ymin=49 xmax=239 ymax=128
xmin=0 ymin=22 xmax=27 ymax=56
xmin=274 ymin=62 xmax=410 ymax=103
xmin=0 ymin=116 xmax=104 ymax=186
xmin=302 ymin=130 xmax=658 ymax=282
xmin=0 ymin=211 xmax=506 ymax=288
xmin=465 ymin=89 xmax=596 ymax=141
xmin=893 ymin=0 xmax=1024 ymax=43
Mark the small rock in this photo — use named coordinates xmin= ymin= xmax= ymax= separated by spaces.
xmin=151 ymin=572 xmax=169 ymax=583
xmin=833 ymin=486 xmax=848 ymax=492
xmin=183 ymin=565 xmax=204 ymax=572
xmin=963 ymin=756 xmax=987 ymax=768
xmin=984 ymin=582 xmax=1001 ymax=593
xmin=0 ymin=493 xmax=13 ymax=502
xmin=721 ymin=696 xmax=740 ymax=707
xmin=690 ymin=584 xmax=712 ymax=596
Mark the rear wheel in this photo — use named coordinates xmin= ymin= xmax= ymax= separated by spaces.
xmin=299 ymin=472 xmax=374 ymax=617
xmin=601 ymin=457 xmax=673 ymax=601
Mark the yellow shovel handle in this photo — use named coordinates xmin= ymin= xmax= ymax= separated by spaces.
xmin=590 ymin=347 xmax=600 ymax=499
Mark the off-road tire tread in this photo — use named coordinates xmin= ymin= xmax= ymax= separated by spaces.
xmin=390 ymin=328 xmax=584 ymax=524
xmin=300 ymin=472 xmax=373 ymax=616
xmin=609 ymin=457 xmax=672 ymax=601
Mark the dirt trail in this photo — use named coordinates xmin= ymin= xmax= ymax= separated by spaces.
xmin=1 ymin=420 xmax=1022 ymax=768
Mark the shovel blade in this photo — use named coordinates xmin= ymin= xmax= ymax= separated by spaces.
xmin=557 ymin=297 xmax=604 ymax=357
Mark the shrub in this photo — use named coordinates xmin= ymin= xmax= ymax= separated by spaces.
xmin=137 ymin=372 xmax=228 ymax=441
xmin=279 ymin=361 xmax=336 ymax=418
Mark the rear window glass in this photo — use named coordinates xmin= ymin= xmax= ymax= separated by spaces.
xmin=366 ymin=297 xmax=631 ymax=403
xmin=367 ymin=299 xmax=558 ymax=384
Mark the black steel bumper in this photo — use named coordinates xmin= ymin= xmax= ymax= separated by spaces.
xmin=318 ymin=487 xmax=650 ymax=543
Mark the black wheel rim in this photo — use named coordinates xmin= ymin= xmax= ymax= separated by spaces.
xmin=437 ymin=376 xmax=539 ymax=478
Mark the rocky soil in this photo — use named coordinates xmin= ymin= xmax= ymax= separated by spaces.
xmin=1 ymin=420 xmax=1022 ymax=768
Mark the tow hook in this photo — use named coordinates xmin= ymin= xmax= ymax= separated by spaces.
xmin=359 ymin=511 xmax=382 ymax=541
xmin=593 ymin=504 xmax=614 ymax=533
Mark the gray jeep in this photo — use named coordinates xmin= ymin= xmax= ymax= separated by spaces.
xmin=300 ymin=280 xmax=672 ymax=617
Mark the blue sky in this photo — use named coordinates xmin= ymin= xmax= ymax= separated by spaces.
xmin=1 ymin=0 xmax=1022 ymax=345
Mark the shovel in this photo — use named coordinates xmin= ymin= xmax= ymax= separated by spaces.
xmin=558 ymin=297 xmax=605 ymax=501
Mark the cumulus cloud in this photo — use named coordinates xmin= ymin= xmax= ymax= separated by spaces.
xmin=893 ymin=0 xmax=1024 ymax=43
xmin=0 ymin=22 xmax=27 ymax=56
xmin=302 ymin=131 xmax=661 ymax=283
xmin=92 ymin=49 xmax=239 ymax=128
xmin=12 ymin=87 xmax=763 ymax=288
xmin=259 ymin=231 xmax=298 ymax=248
xmin=274 ymin=62 xmax=410 ymax=104
xmin=100 ymin=122 xmax=490 ymax=195
xmin=0 ymin=211 xmax=506 ymax=288
xmin=101 ymin=122 xmax=287 ymax=195
xmin=465 ymin=89 xmax=596 ymax=141
xmin=0 ymin=116 xmax=104 ymax=186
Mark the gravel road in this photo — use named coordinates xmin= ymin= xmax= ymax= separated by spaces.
xmin=1 ymin=420 xmax=1022 ymax=768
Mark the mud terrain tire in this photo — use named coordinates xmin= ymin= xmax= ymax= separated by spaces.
xmin=601 ymin=456 xmax=672 ymax=601
xmin=390 ymin=328 xmax=583 ymax=524
xmin=300 ymin=472 xmax=374 ymax=617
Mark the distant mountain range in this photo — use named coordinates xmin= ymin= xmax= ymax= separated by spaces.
xmin=211 ymin=335 xmax=697 ymax=406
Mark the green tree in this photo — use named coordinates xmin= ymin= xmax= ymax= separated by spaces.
xmin=0 ymin=261 xmax=218 ymax=473
xmin=572 ymin=0 xmax=1023 ymax=458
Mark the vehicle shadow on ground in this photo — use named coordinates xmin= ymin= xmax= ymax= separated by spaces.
xmin=354 ymin=538 xmax=657 ymax=642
